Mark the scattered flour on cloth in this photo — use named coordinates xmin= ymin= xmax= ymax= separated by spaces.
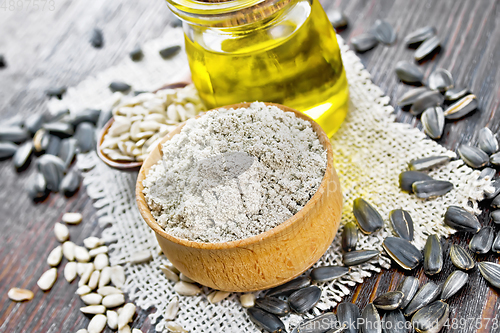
xmin=142 ymin=102 xmax=327 ymax=243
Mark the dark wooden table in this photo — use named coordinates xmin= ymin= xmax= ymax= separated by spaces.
xmin=1 ymin=0 xmax=499 ymax=332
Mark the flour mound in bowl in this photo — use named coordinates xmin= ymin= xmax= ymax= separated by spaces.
xmin=142 ymin=102 xmax=327 ymax=243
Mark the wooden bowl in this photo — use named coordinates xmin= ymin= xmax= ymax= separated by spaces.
xmin=136 ymin=102 xmax=343 ymax=292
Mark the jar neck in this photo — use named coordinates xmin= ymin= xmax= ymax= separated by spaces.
xmin=166 ymin=0 xmax=301 ymax=27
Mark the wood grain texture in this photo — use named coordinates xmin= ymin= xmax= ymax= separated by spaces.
xmin=0 ymin=0 xmax=499 ymax=332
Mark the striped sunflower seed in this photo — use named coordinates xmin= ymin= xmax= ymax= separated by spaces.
xmin=360 ymin=303 xmax=381 ymax=333
xmin=247 ymin=307 xmax=286 ymax=333
xmin=395 ymin=61 xmax=423 ymax=84
xmin=493 ymin=210 xmax=500 ymax=224
xmin=414 ymin=36 xmax=440 ymax=61
xmin=288 ymin=286 xmax=321 ymax=313
xmin=389 ymin=209 xmax=414 ymax=241
xmin=403 ymin=282 xmax=441 ymax=317
xmin=458 ymin=144 xmax=489 ymax=169
xmin=341 ymin=221 xmax=358 ymax=252
xmin=444 ymin=86 xmax=469 ymax=101
xmin=478 ymin=262 xmax=500 ymax=289
xmin=444 ymin=94 xmax=478 ymax=120
xmin=351 ymin=33 xmax=378 ymax=52
xmin=397 ymin=87 xmax=430 ymax=108
xmin=343 ymin=250 xmax=379 ymax=266
xmin=372 ymin=20 xmax=396 ymax=45
xmin=399 ymin=171 xmax=433 ymax=192
xmin=404 ymin=26 xmax=436 ymax=47
xmin=440 ymin=271 xmax=468 ymax=300
xmin=382 ymin=309 xmax=406 ymax=333
xmin=397 ymin=276 xmax=419 ymax=309
xmin=383 ymin=237 xmax=422 ymax=270
xmin=423 ymin=234 xmax=443 ymax=275
xmin=352 ymin=198 xmax=384 ymax=234
xmin=428 ymin=68 xmax=454 ymax=92
xmin=310 ymin=266 xmax=349 ymax=283
xmin=491 ymin=152 xmax=500 ymax=166
xmin=469 ymin=226 xmax=494 ymax=254
xmin=411 ymin=301 xmax=449 ymax=333
xmin=291 ymin=312 xmax=339 ymax=333
xmin=478 ymin=167 xmax=496 ymax=181
xmin=444 ymin=206 xmax=481 ymax=233
xmin=421 ymin=106 xmax=444 ymax=139
xmin=478 ymin=127 xmax=498 ymax=155
xmin=410 ymin=90 xmax=444 ymax=116
xmin=408 ymin=155 xmax=451 ymax=172
xmin=337 ymin=302 xmax=360 ymax=333
xmin=266 ymin=276 xmax=311 ymax=297
xmin=412 ymin=179 xmax=453 ymax=199
xmin=255 ymin=296 xmax=290 ymax=316
xmin=449 ymin=245 xmax=475 ymax=271
xmin=373 ymin=291 xmax=404 ymax=310
xmin=493 ymin=232 xmax=500 ymax=253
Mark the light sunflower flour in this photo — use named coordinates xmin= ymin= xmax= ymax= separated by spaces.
xmin=142 ymin=102 xmax=327 ymax=243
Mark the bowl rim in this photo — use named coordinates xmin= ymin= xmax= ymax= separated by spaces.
xmin=136 ymin=102 xmax=334 ymax=250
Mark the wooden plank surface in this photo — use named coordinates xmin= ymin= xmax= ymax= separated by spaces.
xmin=0 ymin=0 xmax=499 ymax=332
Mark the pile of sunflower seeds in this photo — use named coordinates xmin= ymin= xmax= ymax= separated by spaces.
xmin=100 ymin=84 xmax=205 ymax=163
xmin=350 ymin=19 xmax=397 ymax=52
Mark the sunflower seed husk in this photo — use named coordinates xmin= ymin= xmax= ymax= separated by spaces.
xmin=102 ymin=293 xmax=125 ymax=308
xmin=440 ymin=270 xmax=468 ymax=301
xmin=240 ymin=293 xmax=256 ymax=308
xmin=493 ymin=232 xmax=500 ymax=253
xmin=373 ymin=291 xmax=404 ymax=310
xmin=404 ymin=26 xmax=437 ymax=47
xmin=255 ymin=296 xmax=290 ymax=316
xmin=478 ymin=262 xmax=500 ymax=289
xmin=478 ymin=167 xmax=496 ymax=181
xmin=109 ymin=81 xmax=131 ymax=93
xmin=372 ymin=19 xmax=396 ymax=45
xmin=353 ymin=198 xmax=384 ymax=234
xmin=397 ymin=87 xmax=430 ymax=107
xmin=478 ymin=128 xmax=498 ymax=155
xmin=90 ymin=28 xmax=103 ymax=48
xmin=288 ymin=286 xmax=321 ymax=313
xmin=423 ymin=235 xmax=443 ymax=275
xmin=98 ymin=286 xmax=123 ymax=296
xmin=329 ymin=11 xmax=348 ymax=30
xmin=62 ymin=241 xmax=76 ymax=261
xmin=0 ymin=126 xmax=29 ymax=143
xmin=174 ymin=281 xmax=201 ymax=296
xmin=76 ymin=285 xmax=92 ymax=296
xmin=410 ymin=90 xmax=444 ymax=116
xmin=81 ymin=305 xmax=106 ymax=315
xmin=111 ymin=265 xmax=126 ymax=288
xmin=444 ymin=206 xmax=481 ymax=233
xmin=413 ymin=179 xmax=453 ymax=199
xmin=411 ymin=300 xmax=449 ymax=333
xmin=291 ymin=312 xmax=339 ymax=333
xmin=128 ymin=250 xmax=152 ymax=264
xmin=47 ymin=245 xmax=63 ymax=267
xmin=444 ymin=86 xmax=469 ymax=101
xmin=351 ymin=33 xmax=378 ymax=52
xmin=449 ymin=244 xmax=475 ymax=271
xmin=159 ymin=45 xmax=182 ymax=59
xmin=414 ymin=36 xmax=441 ymax=61
xmin=491 ymin=152 xmax=500 ymax=166
xmin=94 ymin=253 xmax=109 ymax=270
xmin=395 ymin=61 xmax=424 ymax=84
xmin=84 ymin=236 xmax=103 ymax=249
xmin=428 ymin=69 xmax=454 ymax=92
xmin=421 ymin=106 xmax=444 ymax=140
xmin=75 ymin=122 xmax=95 ymax=153
xmin=8 ymin=288 xmax=34 ymax=302
xmin=397 ymin=276 xmax=419 ymax=309
xmin=64 ymin=262 xmax=78 ymax=283
xmin=382 ymin=309 xmax=406 ymax=333
xmin=443 ymin=94 xmax=478 ymax=120
xmin=13 ymin=141 xmax=33 ymax=170
xmin=342 ymin=221 xmax=358 ymax=252
xmin=160 ymin=265 xmax=180 ymax=282
xmin=337 ymin=302 xmax=360 ymax=333
xmin=389 ymin=209 xmax=414 ymax=241
xmin=59 ymin=171 xmax=80 ymax=196
xmin=54 ymin=222 xmax=70 ymax=242
xmin=0 ymin=141 xmax=18 ymax=159
xmin=403 ymin=282 xmax=441 ymax=317
xmin=266 ymin=276 xmax=311 ymax=297
xmin=89 ymin=246 xmax=108 ymax=257
xmin=75 ymin=246 xmax=91 ymax=263
xmin=37 ymin=268 xmax=58 ymax=291
xmin=164 ymin=296 xmax=180 ymax=320
xmin=79 ymin=263 xmax=95 ymax=287
xmin=81 ymin=293 xmax=103 ymax=305
xmin=360 ymin=303 xmax=381 ymax=333
xmin=310 ymin=266 xmax=350 ymax=283
xmin=383 ymin=237 xmax=422 ymax=270
xmin=469 ymin=226 xmax=494 ymax=254
xmin=343 ymin=250 xmax=379 ymax=266
xmin=247 ymin=307 xmax=286 ymax=333
xmin=107 ymin=310 xmax=119 ymax=330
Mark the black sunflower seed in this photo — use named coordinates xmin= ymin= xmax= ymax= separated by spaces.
xmin=414 ymin=36 xmax=441 ymax=61
xmin=130 ymin=45 xmax=144 ymax=61
xmin=383 ymin=237 xmax=422 ymax=270
xmin=408 ymin=155 xmax=450 ymax=172
xmin=403 ymin=282 xmax=441 ymax=317
xmin=45 ymin=86 xmax=67 ymax=99
xmin=69 ymin=109 xmax=101 ymax=127
xmin=428 ymin=68 xmax=454 ymax=92
xmin=342 ymin=221 xmax=358 ymax=252
xmin=45 ymin=134 xmax=61 ymax=156
xmin=288 ymin=286 xmax=321 ymax=314
xmin=444 ymin=206 xmax=481 ymax=233
xmin=247 ymin=307 xmax=286 ymax=333
xmin=411 ymin=301 xmax=449 ymax=333
xmin=37 ymin=155 xmax=65 ymax=192
xmin=0 ymin=141 xmax=18 ymax=159
xmin=330 ymin=11 xmax=348 ymax=30
xmin=477 ymin=128 xmax=499 ymax=155
xmin=458 ymin=144 xmax=489 ymax=169
xmin=351 ymin=33 xmax=378 ymax=53
xmin=397 ymin=87 xmax=430 ymax=108
xmin=291 ymin=312 xmax=339 ymax=333
xmin=75 ymin=122 xmax=95 ymax=153
xmin=485 ymin=181 xmax=500 ymax=200
xmin=492 ymin=232 xmax=500 ymax=253
xmin=492 ymin=195 xmax=500 ymax=209
xmin=13 ymin=141 xmax=33 ymax=170
xmin=397 ymin=276 xmax=419 ymax=309
xmin=372 ymin=20 xmax=396 ymax=45
xmin=310 ymin=266 xmax=349 ymax=283
xmin=469 ymin=227 xmax=494 ymax=254
xmin=337 ymin=302 xmax=360 ymax=333
xmin=373 ymin=291 xmax=404 ymax=310
xmin=255 ymin=297 xmax=290 ymax=317
xmin=478 ymin=262 xmax=500 ymax=289
xmin=90 ymin=28 xmax=104 ymax=48
xmin=449 ymin=245 xmax=475 ymax=271
xmin=399 ymin=171 xmax=433 ymax=192
xmin=159 ymin=45 xmax=182 ymax=59
xmin=0 ymin=126 xmax=29 ymax=143
xmin=444 ymin=86 xmax=470 ymax=102
xmin=352 ymin=198 xmax=384 ymax=234
xmin=395 ymin=61 xmax=424 ymax=84
xmin=440 ymin=271 xmax=468 ymax=301
xmin=478 ymin=167 xmax=496 ymax=181
xmin=389 ymin=209 xmax=414 ymax=241
xmin=26 ymin=172 xmax=48 ymax=200
xmin=382 ymin=309 xmax=406 ymax=333
xmin=25 ymin=113 xmax=46 ymax=135
xmin=404 ymin=26 xmax=437 ymax=47
xmin=59 ymin=170 xmax=81 ymax=197
xmin=266 ymin=276 xmax=311 ymax=297
xmin=343 ymin=250 xmax=379 ymax=266
xmin=410 ymin=90 xmax=444 ymax=116
xmin=109 ymin=81 xmax=132 ymax=93
xmin=43 ymin=122 xmax=75 ymax=138
xmin=412 ymin=179 xmax=453 ymax=199
xmin=443 ymin=94 xmax=478 ymax=120
xmin=360 ymin=303 xmax=381 ymax=333
xmin=423 ymin=234 xmax=443 ymax=275
xmin=421 ymin=106 xmax=444 ymax=140
xmin=0 ymin=54 xmax=6 ymax=68
xmin=58 ymin=138 xmax=77 ymax=168
xmin=491 ymin=152 xmax=500 ymax=166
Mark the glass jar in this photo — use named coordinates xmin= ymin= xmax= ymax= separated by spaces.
xmin=166 ymin=0 xmax=349 ymax=137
